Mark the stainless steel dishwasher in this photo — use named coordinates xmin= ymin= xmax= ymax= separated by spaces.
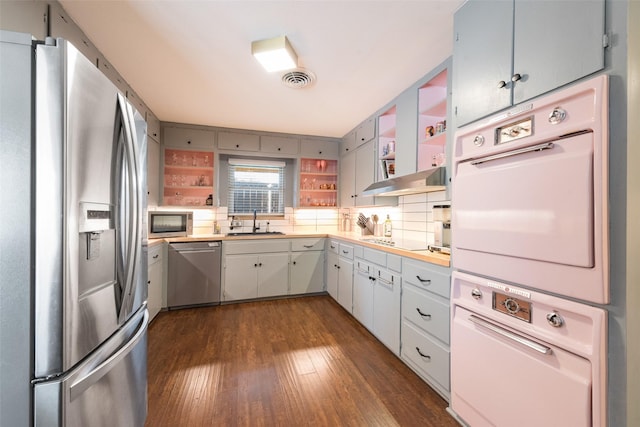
xmin=168 ymin=241 xmax=222 ymax=309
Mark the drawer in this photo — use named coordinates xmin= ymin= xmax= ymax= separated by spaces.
xmin=218 ymin=131 xmax=260 ymax=151
xmin=402 ymin=259 xmax=450 ymax=299
xmin=260 ymin=135 xmax=299 ymax=155
xmin=363 ymin=247 xmax=386 ymax=267
xmin=148 ymin=245 xmax=163 ymax=266
xmin=402 ymin=284 xmax=450 ymax=344
xmin=291 ymin=237 xmax=324 ymax=251
xmin=224 ymin=239 xmax=290 ymax=254
xmin=387 ymin=254 xmax=402 ymax=273
xmin=327 ymin=240 xmax=339 ymax=254
xmin=401 ymin=321 xmax=450 ymax=391
xmin=339 ymin=243 xmax=354 ymax=260
xmin=163 ymin=126 xmax=214 ymax=149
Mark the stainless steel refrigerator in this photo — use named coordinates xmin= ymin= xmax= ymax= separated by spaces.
xmin=1 ymin=31 xmax=148 ymax=426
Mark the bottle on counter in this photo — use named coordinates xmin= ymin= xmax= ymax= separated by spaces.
xmin=205 ymin=194 xmax=213 ymax=206
xmin=383 ymin=214 xmax=392 ymax=238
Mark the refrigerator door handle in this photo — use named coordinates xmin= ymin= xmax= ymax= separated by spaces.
xmin=69 ymin=309 xmax=148 ymax=400
xmin=115 ymin=94 xmax=143 ymax=322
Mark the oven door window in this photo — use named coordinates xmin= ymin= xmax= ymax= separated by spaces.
xmin=454 ymin=132 xmax=594 ymax=268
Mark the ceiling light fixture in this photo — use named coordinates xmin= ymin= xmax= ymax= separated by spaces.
xmin=251 ymin=35 xmax=298 ymax=72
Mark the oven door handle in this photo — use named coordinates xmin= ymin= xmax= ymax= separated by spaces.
xmin=470 ymin=142 xmax=554 ymax=165
xmin=468 ymin=314 xmax=552 ymax=355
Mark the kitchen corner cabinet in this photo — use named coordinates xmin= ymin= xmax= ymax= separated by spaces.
xmin=340 ymin=141 xmax=375 ymax=206
xmin=163 ymin=148 xmax=214 ymax=206
xmin=147 ymin=244 xmax=164 ymax=322
xmin=299 ymin=158 xmax=338 ymax=207
xmin=400 ymin=258 xmax=451 ymax=400
xmin=290 ymin=238 xmax=325 ymax=294
xmin=453 ymin=0 xmax=605 ymax=126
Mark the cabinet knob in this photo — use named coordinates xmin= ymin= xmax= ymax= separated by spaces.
xmin=187 ymin=140 xmax=191 ymax=144
xmin=319 ymin=151 xmax=323 ymax=154
xmin=497 ymin=80 xmax=507 ymax=89
xmin=511 ymin=73 xmax=522 ymax=82
xmin=548 ymin=107 xmax=567 ymax=124
xmin=277 ymin=147 xmax=281 ymax=151
xmin=236 ymin=144 xmax=240 ymax=148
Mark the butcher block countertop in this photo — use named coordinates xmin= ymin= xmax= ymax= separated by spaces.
xmin=149 ymin=232 xmax=450 ymax=268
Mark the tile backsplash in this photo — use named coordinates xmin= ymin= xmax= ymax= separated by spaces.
xmin=149 ymin=190 xmax=449 ymax=241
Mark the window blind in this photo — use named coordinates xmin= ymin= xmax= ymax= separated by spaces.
xmin=228 ymin=161 xmax=285 ymax=215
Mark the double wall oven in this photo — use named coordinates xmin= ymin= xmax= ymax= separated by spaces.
xmin=450 ymin=75 xmax=609 ymax=426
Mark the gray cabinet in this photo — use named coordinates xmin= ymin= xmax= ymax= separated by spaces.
xmin=146 ymin=110 xmax=161 ymax=144
xmin=260 ymin=135 xmax=299 ymax=155
xmin=0 ymin=0 xmax=48 ymax=40
xmin=290 ymin=238 xmax=325 ymax=294
xmin=453 ymin=0 xmax=605 ymax=126
xmin=327 ymin=241 xmax=354 ymax=313
xmin=325 ymin=240 xmax=339 ymax=300
xmin=341 ymin=140 xmax=376 ymax=206
xmin=400 ymin=258 xmax=451 ymax=400
xmin=97 ymin=57 xmax=128 ymax=95
xmin=300 ymin=138 xmax=339 ymax=159
xmin=218 ymin=131 xmax=260 ymax=152
xmin=163 ymin=126 xmax=215 ymax=149
xmin=49 ymin=3 xmax=100 ymax=66
xmin=147 ymin=137 xmax=160 ymax=207
xmin=341 ymin=117 xmax=376 ymax=155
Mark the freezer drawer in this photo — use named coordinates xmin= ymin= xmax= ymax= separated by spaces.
xmin=34 ymin=308 xmax=148 ymax=427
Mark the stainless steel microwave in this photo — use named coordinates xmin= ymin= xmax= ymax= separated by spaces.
xmin=148 ymin=211 xmax=193 ymax=238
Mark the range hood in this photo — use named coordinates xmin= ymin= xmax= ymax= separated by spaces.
xmin=361 ymin=166 xmax=446 ymax=197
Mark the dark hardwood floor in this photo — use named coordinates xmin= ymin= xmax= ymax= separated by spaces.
xmin=146 ymin=295 xmax=458 ymax=426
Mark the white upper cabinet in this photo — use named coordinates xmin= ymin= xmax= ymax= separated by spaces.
xmin=300 ymin=138 xmax=339 ymax=159
xmin=453 ymin=0 xmax=605 ymax=126
xmin=218 ymin=131 xmax=260 ymax=152
xmin=260 ymin=135 xmax=299 ymax=155
xmin=164 ymin=126 xmax=215 ymax=150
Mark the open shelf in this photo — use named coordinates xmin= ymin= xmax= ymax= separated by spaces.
xmin=299 ymin=158 xmax=338 ymax=207
xmin=163 ymin=148 xmax=214 ymax=207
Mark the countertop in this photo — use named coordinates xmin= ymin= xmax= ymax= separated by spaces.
xmin=147 ymin=232 xmax=450 ymax=267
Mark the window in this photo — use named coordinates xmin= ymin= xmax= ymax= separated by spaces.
xmin=228 ymin=158 xmax=285 ymax=215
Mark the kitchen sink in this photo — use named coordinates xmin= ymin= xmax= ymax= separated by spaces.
xmin=226 ymin=231 xmax=285 ymax=236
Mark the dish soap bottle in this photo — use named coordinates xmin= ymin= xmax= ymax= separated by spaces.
xmin=384 ymin=214 xmax=392 ymax=238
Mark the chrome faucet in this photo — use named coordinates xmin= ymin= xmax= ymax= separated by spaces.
xmin=253 ymin=210 xmax=260 ymax=233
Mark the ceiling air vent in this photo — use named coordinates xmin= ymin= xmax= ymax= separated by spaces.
xmin=281 ymin=68 xmax=316 ymax=89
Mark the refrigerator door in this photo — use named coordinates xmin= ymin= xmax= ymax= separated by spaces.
xmin=34 ymin=308 xmax=148 ymax=427
xmin=34 ymin=39 xmax=147 ymax=377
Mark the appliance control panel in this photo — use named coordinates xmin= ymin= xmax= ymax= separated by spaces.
xmin=495 ymin=116 xmax=533 ymax=145
xmin=493 ymin=291 xmax=532 ymax=322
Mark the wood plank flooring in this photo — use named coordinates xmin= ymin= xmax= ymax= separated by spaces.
xmin=146 ymin=295 xmax=458 ymax=427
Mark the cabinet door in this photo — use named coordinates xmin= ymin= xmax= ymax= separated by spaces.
xmin=147 ymin=138 xmax=160 ymax=207
xmin=373 ymin=271 xmax=401 ymax=355
xmin=218 ymin=131 xmax=260 ymax=151
xmin=260 ymin=135 xmax=299 ymax=155
xmin=512 ymin=0 xmax=605 ymax=104
xmin=353 ymin=265 xmax=374 ymax=331
xmin=354 ymin=140 xmax=376 ymax=206
xmin=0 ymin=1 xmax=48 ymax=43
xmin=339 ymin=150 xmax=356 ymax=207
xmin=49 ymin=3 xmax=100 ymax=66
xmin=97 ymin=57 xmax=128 ymax=96
xmin=300 ymin=138 xmax=339 ymax=159
xmin=337 ymin=258 xmax=353 ymax=313
xmin=290 ymin=251 xmax=324 ymax=294
xmin=147 ymin=248 xmax=163 ymax=322
xmin=326 ymin=251 xmax=339 ymax=301
xmin=355 ymin=117 xmax=376 ymax=147
xmin=164 ymin=126 xmax=214 ymax=150
xmin=341 ymin=130 xmax=357 ymax=155
xmin=146 ymin=110 xmax=161 ymax=143
xmin=224 ymin=255 xmax=258 ymax=301
xmin=257 ymin=253 xmax=289 ymax=298
xmin=453 ymin=0 xmax=513 ymax=126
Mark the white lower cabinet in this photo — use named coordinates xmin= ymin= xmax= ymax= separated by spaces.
xmin=147 ymin=244 xmax=164 ymax=322
xmin=353 ymin=260 xmax=374 ymax=330
xmin=290 ymin=238 xmax=325 ymax=294
xmin=336 ymin=244 xmax=354 ymax=313
xmin=400 ymin=258 xmax=451 ymax=400
xmin=325 ymin=241 xmax=339 ymax=300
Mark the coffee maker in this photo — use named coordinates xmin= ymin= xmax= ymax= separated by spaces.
xmin=430 ymin=205 xmax=451 ymax=254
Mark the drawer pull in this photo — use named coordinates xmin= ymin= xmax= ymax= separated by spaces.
xmin=342 ymin=250 xmax=349 ymax=254
xmin=330 ymin=245 xmax=336 ymax=249
xmin=416 ymin=347 xmax=431 ymax=360
xmin=303 ymin=244 xmax=314 ymax=248
xmin=416 ymin=275 xmax=431 ymax=284
xmin=416 ymin=308 xmax=431 ymax=319
xmin=152 ymin=254 xmax=159 ymax=259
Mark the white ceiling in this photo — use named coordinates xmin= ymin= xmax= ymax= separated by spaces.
xmin=60 ymin=0 xmax=464 ymax=139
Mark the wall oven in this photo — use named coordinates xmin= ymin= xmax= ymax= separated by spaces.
xmin=148 ymin=211 xmax=193 ymax=238
xmin=452 ymin=75 xmax=609 ymax=304
xmin=450 ymin=75 xmax=609 ymax=426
